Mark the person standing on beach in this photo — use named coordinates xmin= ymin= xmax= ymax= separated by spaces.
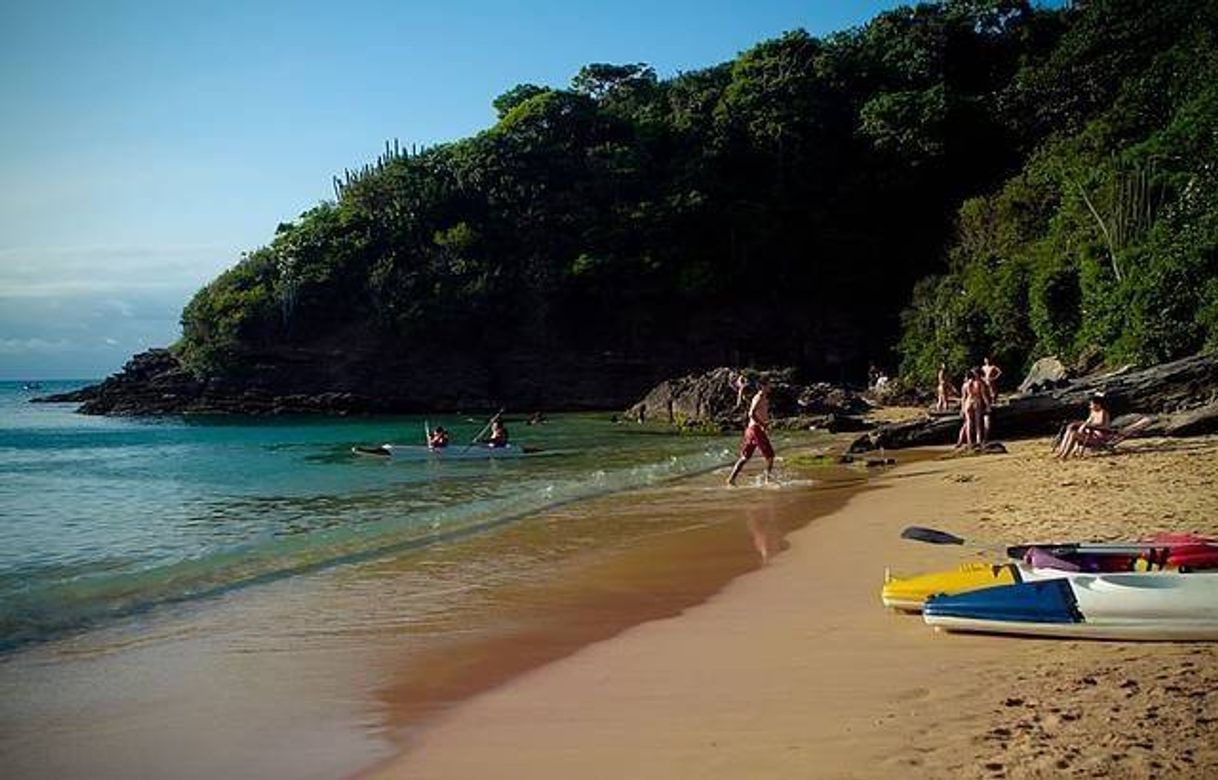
xmin=957 ymin=369 xmax=988 ymax=448
xmin=727 ymin=377 xmax=774 ymax=486
xmin=981 ymin=357 xmax=1002 ymax=402
xmin=936 ymin=363 xmax=952 ymax=412
xmin=731 ymin=372 xmax=751 ymax=408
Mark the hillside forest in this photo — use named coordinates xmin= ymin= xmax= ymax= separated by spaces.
xmin=175 ymin=0 xmax=1218 ymax=406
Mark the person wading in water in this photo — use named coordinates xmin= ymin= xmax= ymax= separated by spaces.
xmin=727 ymin=377 xmax=775 ymax=486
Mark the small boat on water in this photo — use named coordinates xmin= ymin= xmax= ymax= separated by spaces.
xmin=351 ymin=443 xmax=537 ymax=460
xmin=922 ymin=572 xmax=1218 ymax=641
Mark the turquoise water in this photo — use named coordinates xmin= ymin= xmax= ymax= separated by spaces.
xmin=0 ymin=381 xmax=749 ymax=651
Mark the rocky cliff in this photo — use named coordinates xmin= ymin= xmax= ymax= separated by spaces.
xmin=35 ymin=341 xmax=693 ymax=416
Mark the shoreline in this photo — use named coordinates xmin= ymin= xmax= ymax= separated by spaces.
xmin=364 ymin=449 xmax=880 ymax=741
xmin=367 ymin=436 xmax=1218 ymax=779
xmin=1 ymin=427 xmax=869 ymax=780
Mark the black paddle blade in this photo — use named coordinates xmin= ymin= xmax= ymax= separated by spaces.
xmin=900 ymin=526 xmax=966 ymax=546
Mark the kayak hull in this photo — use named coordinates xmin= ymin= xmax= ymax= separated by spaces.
xmin=924 ymin=574 xmax=1218 ymax=641
xmin=352 ymin=443 xmax=528 ymax=460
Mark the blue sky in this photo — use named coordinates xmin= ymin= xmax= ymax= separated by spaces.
xmin=0 ymin=0 xmax=908 ymax=379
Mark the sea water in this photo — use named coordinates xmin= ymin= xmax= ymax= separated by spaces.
xmin=0 ymin=380 xmax=750 ymax=652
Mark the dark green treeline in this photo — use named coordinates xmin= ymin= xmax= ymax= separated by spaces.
xmin=178 ymin=0 xmax=1217 ymax=391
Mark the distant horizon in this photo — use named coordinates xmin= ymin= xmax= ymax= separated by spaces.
xmin=1 ymin=0 xmax=919 ymax=379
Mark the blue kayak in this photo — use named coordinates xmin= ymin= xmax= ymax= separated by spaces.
xmin=923 ymin=574 xmax=1218 ymax=640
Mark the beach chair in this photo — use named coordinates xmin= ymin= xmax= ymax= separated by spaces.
xmin=1072 ymin=414 xmax=1155 ymax=457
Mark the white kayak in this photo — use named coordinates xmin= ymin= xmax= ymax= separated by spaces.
xmin=923 ymin=572 xmax=1218 ymax=641
xmin=352 ymin=443 xmax=532 ymax=460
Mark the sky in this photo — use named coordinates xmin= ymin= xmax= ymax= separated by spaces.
xmin=0 ymin=0 xmax=909 ymax=379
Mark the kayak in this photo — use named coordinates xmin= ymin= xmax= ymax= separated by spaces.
xmin=351 ymin=443 xmax=534 ymax=460
xmin=1003 ymin=532 xmax=1217 ymax=562
xmin=922 ymin=573 xmax=1218 ymax=641
xmin=882 ymin=541 xmax=1218 ymax=612
xmin=901 ymin=526 xmax=1215 ymax=562
xmin=883 ymin=562 xmax=1023 ymax=612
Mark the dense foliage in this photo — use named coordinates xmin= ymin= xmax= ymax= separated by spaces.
xmin=898 ymin=0 xmax=1218 ymax=383
xmin=177 ymin=0 xmax=1217 ymax=396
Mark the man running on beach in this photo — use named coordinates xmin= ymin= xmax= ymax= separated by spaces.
xmin=727 ymin=377 xmax=774 ymax=486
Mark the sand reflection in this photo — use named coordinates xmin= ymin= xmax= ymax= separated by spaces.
xmin=747 ymin=503 xmax=790 ymax=564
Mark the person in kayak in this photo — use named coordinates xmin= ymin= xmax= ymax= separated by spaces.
xmin=486 ymin=417 xmax=509 ymax=448
xmin=727 ymin=377 xmax=774 ymax=486
xmin=428 ymin=426 xmax=449 ymax=449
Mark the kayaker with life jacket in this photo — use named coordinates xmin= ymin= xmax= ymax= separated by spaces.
xmin=427 ymin=426 xmax=449 ymax=449
xmin=486 ymin=418 xmax=509 ymax=448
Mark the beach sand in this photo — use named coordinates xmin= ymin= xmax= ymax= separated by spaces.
xmin=367 ymin=435 xmax=1218 ymax=779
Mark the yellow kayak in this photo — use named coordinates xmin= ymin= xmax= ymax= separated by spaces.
xmin=881 ymin=562 xmax=1020 ymax=612
xmin=882 ymin=554 xmax=1181 ymax=612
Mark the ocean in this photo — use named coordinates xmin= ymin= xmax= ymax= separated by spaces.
xmin=0 ymin=380 xmax=770 ymax=652
xmin=0 ymin=379 xmax=842 ymax=779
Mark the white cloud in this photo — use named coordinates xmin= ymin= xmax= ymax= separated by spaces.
xmin=0 ymin=244 xmax=237 ymax=299
xmin=0 ymin=337 xmax=74 ymax=355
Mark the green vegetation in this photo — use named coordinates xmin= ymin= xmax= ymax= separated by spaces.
xmin=783 ymin=452 xmax=838 ymax=469
xmin=898 ymin=0 xmax=1218 ymax=383
xmin=177 ymin=0 xmax=1218 ymax=396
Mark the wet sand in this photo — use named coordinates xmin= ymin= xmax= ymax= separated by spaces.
xmin=368 ymin=436 xmax=1218 ymax=779
xmin=370 ymin=461 xmax=874 ymax=738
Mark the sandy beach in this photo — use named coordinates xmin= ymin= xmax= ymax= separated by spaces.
xmin=368 ymin=435 xmax=1218 ymax=779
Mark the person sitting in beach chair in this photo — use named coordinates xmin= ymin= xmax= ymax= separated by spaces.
xmin=1055 ymin=395 xmax=1153 ymax=459
xmin=1073 ymin=414 xmax=1154 ymax=457
xmin=1054 ymin=394 xmax=1112 ymax=459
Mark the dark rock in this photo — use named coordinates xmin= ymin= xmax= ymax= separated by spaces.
xmin=1156 ymin=398 xmax=1218 ymax=436
xmin=852 ymin=353 xmax=1218 ymax=450
xmin=32 ymin=338 xmax=695 ymax=416
xmin=1018 ymin=356 xmax=1070 ymax=394
xmin=625 ymin=368 xmax=871 ymax=430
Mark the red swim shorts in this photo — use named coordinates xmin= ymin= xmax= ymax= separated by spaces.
xmin=740 ymin=423 xmax=774 ymax=460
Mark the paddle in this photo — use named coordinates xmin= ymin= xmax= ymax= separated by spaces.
xmin=900 ymin=525 xmax=1216 ymax=560
xmin=424 ymin=419 xmax=431 ymax=446
xmin=901 ymin=526 xmax=968 ymax=546
xmin=463 ymin=408 xmax=505 ymax=454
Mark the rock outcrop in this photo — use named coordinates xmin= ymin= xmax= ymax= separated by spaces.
xmin=850 ymin=352 xmax=1218 ymax=451
xmin=34 ymin=339 xmax=689 ymax=416
xmin=1017 ymin=356 xmax=1070 ymax=394
xmin=625 ymin=368 xmax=872 ymax=432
